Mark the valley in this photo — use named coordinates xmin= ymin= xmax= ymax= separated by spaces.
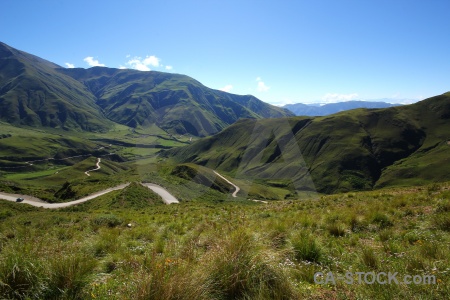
xmin=0 ymin=42 xmax=449 ymax=299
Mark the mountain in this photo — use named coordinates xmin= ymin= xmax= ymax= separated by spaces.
xmin=0 ymin=42 xmax=293 ymax=136
xmin=164 ymin=93 xmax=450 ymax=193
xmin=0 ymin=42 xmax=113 ymax=131
xmin=59 ymin=67 xmax=293 ymax=136
xmin=284 ymin=101 xmax=399 ymax=116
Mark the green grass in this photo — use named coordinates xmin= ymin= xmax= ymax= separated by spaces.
xmin=0 ymin=182 xmax=449 ymax=299
xmin=165 ymin=93 xmax=450 ymax=194
xmin=3 ymin=166 xmax=70 ymax=181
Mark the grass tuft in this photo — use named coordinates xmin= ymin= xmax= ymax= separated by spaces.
xmin=291 ymin=231 xmax=323 ymax=263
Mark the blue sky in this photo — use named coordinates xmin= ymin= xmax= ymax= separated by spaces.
xmin=2 ymin=0 xmax=450 ymax=105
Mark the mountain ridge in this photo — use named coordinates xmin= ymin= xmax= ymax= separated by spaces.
xmin=0 ymin=42 xmax=293 ymax=136
xmin=164 ymin=92 xmax=450 ymax=193
xmin=283 ymin=100 xmax=399 ymax=116
xmin=0 ymin=42 xmax=113 ymax=131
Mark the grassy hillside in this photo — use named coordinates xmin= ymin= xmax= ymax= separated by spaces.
xmin=59 ymin=67 xmax=293 ymax=136
xmin=0 ymin=42 xmax=113 ymax=131
xmin=1 ymin=42 xmax=292 ymax=137
xmin=164 ymin=92 xmax=450 ymax=193
xmin=170 ymin=163 xmax=234 ymax=194
xmin=0 ymin=182 xmax=448 ymax=299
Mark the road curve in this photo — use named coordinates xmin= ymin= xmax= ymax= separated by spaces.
xmin=0 ymin=182 xmax=179 ymax=208
xmin=213 ymin=171 xmax=240 ymax=197
xmin=85 ymin=158 xmax=101 ymax=176
xmin=140 ymin=183 xmax=179 ymax=204
xmin=0 ymin=183 xmax=130 ymax=208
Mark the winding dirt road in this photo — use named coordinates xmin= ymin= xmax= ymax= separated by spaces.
xmin=213 ymin=171 xmax=267 ymax=203
xmin=85 ymin=158 xmax=101 ymax=176
xmin=0 ymin=182 xmax=179 ymax=208
xmin=213 ymin=171 xmax=240 ymax=197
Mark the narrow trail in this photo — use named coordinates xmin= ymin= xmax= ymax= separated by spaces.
xmin=85 ymin=158 xmax=101 ymax=176
xmin=0 ymin=182 xmax=179 ymax=208
xmin=213 ymin=171 xmax=240 ymax=197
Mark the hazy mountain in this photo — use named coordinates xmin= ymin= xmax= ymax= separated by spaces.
xmin=284 ymin=101 xmax=399 ymax=116
xmin=165 ymin=93 xmax=450 ymax=193
xmin=0 ymin=42 xmax=293 ymax=136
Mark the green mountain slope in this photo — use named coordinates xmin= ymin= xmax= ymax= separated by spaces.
xmin=58 ymin=67 xmax=293 ymax=136
xmin=0 ymin=42 xmax=112 ymax=131
xmin=164 ymin=92 xmax=450 ymax=193
xmin=1 ymin=42 xmax=292 ymax=136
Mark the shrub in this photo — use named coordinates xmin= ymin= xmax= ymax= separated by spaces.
xmin=44 ymin=253 xmax=97 ymax=299
xmin=435 ymin=200 xmax=450 ymax=213
xmin=203 ymin=229 xmax=297 ymax=299
xmin=92 ymin=229 xmax=121 ymax=257
xmin=327 ymin=223 xmax=346 ymax=237
xmin=129 ymin=255 xmax=207 ymax=300
xmin=371 ymin=212 xmax=393 ymax=229
xmin=433 ymin=213 xmax=450 ymax=231
xmin=382 ymin=240 xmax=401 ymax=255
xmin=427 ymin=182 xmax=440 ymax=194
xmin=378 ymin=229 xmax=393 ymax=242
xmin=361 ymin=247 xmax=378 ymax=269
xmin=266 ymin=220 xmax=289 ymax=249
xmin=403 ymin=230 xmax=421 ymax=244
xmin=91 ymin=214 xmax=122 ymax=227
xmin=0 ymin=209 xmax=13 ymax=221
xmin=349 ymin=214 xmax=366 ymax=232
xmin=291 ymin=232 xmax=323 ymax=263
xmin=406 ymin=256 xmax=427 ymax=272
xmin=0 ymin=251 xmax=47 ymax=299
xmin=419 ymin=242 xmax=442 ymax=259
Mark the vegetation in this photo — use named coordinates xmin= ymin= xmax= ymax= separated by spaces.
xmin=0 ymin=42 xmax=112 ymax=132
xmin=1 ymin=40 xmax=450 ymax=300
xmin=166 ymin=93 xmax=450 ymax=193
xmin=0 ymin=42 xmax=292 ymax=137
xmin=2 ymin=41 xmax=450 ymax=197
xmin=0 ymin=182 xmax=449 ymax=299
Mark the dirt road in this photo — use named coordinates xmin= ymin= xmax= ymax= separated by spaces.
xmin=213 ymin=171 xmax=240 ymax=197
xmin=0 ymin=182 xmax=179 ymax=208
xmin=85 ymin=158 xmax=101 ymax=176
xmin=140 ymin=183 xmax=179 ymax=204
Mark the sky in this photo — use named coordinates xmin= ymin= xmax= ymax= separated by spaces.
xmin=1 ymin=0 xmax=450 ymax=105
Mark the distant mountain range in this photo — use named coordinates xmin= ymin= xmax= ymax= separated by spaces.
xmin=283 ymin=101 xmax=400 ymax=116
xmin=0 ymin=42 xmax=293 ymax=136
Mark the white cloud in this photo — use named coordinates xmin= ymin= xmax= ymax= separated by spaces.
xmin=126 ymin=55 xmax=161 ymax=71
xmin=83 ymin=56 xmax=105 ymax=67
xmin=65 ymin=62 xmax=75 ymax=68
xmin=220 ymin=84 xmax=233 ymax=92
xmin=165 ymin=65 xmax=173 ymax=70
xmin=322 ymin=93 xmax=359 ymax=103
xmin=143 ymin=55 xmax=160 ymax=67
xmin=119 ymin=65 xmax=127 ymax=69
xmin=255 ymin=77 xmax=270 ymax=92
xmin=127 ymin=58 xmax=150 ymax=71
